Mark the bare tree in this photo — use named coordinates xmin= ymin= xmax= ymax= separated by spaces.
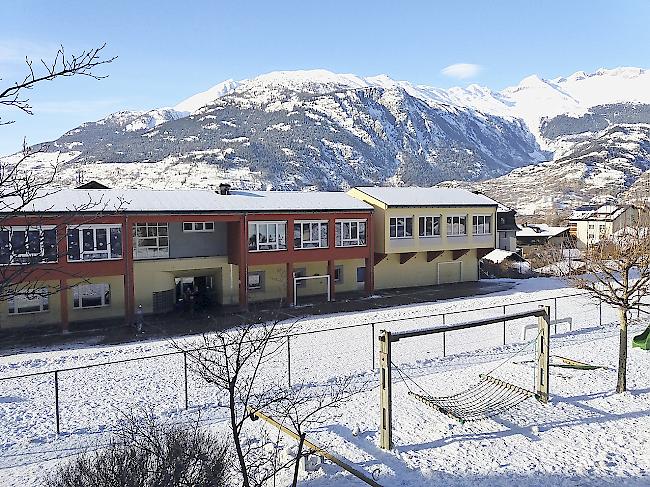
xmin=0 ymin=44 xmax=115 ymax=303
xmin=541 ymin=209 xmax=650 ymax=393
xmin=179 ymin=316 xmax=367 ymax=486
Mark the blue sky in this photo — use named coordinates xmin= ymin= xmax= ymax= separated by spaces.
xmin=1 ymin=0 xmax=648 ymax=155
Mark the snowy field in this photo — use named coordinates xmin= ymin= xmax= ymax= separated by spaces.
xmin=1 ymin=278 xmax=649 ymax=486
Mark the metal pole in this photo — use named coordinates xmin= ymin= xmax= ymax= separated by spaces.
xmin=599 ymin=299 xmax=602 ymax=327
xmin=536 ymin=305 xmax=550 ymax=403
xmin=379 ymin=330 xmax=392 ymax=450
xmin=502 ymin=305 xmax=507 ymax=345
xmin=287 ymin=336 xmax=292 ymax=387
xmin=371 ymin=323 xmax=376 ymax=370
xmin=554 ymin=297 xmax=558 ymax=321
xmin=638 ymin=289 xmax=641 ymax=318
xmin=442 ymin=331 xmax=446 ymax=357
xmin=183 ymin=351 xmax=189 ymax=409
xmin=54 ymin=370 xmax=60 ymax=434
xmin=442 ymin=313 xmax=446 ymax=325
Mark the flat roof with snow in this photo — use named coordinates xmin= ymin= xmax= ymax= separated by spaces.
xmin=0 ymin=188 xmax=373 ymax=214
xmin=352 ymin=186 xmax=498 ymax=207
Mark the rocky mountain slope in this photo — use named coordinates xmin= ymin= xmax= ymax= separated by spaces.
xmin=11 ymin=67 xmax=650 ymax=214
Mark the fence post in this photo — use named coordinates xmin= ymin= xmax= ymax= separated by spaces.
xmin=379 ymin=330 xmax=392 ymax=450
xmin=54 ymin=370 xmax=60 ymax=435
xmin=183 ymin=351 xmax=189 ymax=410
xmin=371 ymin=323 xmax=376 ymax=370
xmin=599 ymin=299 xmax=602 ymax=327
xmin=638 ymin=289 xmax=641 ymax=318
xmin=502 ymin=305 xmax=507 ymax=345
xmin=442 ymin=331 xmax=446 ymax=357
xmin=287 ymin=336 xmax=292 ymax=387
xmin=442 ymin=313 xmax=446 ymax=325
xmin=554 ymin=297 xmax=558 ymax=321
xmin=536 ymin=306 xmax=551 ymax=403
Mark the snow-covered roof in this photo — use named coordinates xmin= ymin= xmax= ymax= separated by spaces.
xmin=481 ymin=249 xmax=525 ymax=263
xmin=352 ymin=187 xmax=498 ymax=207
xmin=516 ymin=224 xmax=570 ymax=238
xmin=569 ymin=204 xmax=628 ymax=222
xmin=0 ymin=188 xmax=373 ymax=214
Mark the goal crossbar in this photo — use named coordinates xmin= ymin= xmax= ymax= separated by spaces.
xmin=293 ymin=274 xmax=331 ymax=307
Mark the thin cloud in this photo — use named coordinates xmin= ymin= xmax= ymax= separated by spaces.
xmin=441 ymin=63 xmax=482 ymax=79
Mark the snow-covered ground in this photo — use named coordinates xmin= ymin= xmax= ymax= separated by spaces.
xmin=1 ymin=278 xmax=649 ymax=486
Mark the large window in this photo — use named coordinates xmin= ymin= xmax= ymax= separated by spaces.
xmin=248 ymin=222 xmax=287 ymax=251
xmin=183 ymin=222 xmax=214 ymax=233
xmin=0 ymin=227 xmax=57 ymax=265
xmin=133 ymin=223 xmax=169 ymax=259
xmin=447 ymin=216 xmax=467 ymax=236
xmin=67 ymin=225 xmax=122 ymax=261
xmin=472 ymin=215 xmax=492 ymax=235
xmin=73 ymin=283 xmax=111 ymax=309
xmin=419 ymin=216 xmax=441 ymax=238
xmin=8 ymin=288 xmax=49 ymax=314
xmin=389 ymin=217 xmax=413 ymax=239
xmin=294 ymin=221 xmax=328 ymax=249
xmin=335 ymin=220 xmax=367 ymax=247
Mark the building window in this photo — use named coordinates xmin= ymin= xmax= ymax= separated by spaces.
xmin=248 ymin=222 xmax=287 ymax=251
xmin=67 ymin=225 xmax=122 ymax=261
xmin=0 ymin=227 xmax=57 ymax=265
xmin=133 ymin=223 xmax=169 ymax=259
xmin=389 ymin=217 xmax=413 ymax=239
xmin=335 ymin=220 xmax=367 ymax=247
xmin=588 ymin=224 xmax=594 ymax=229
xmin=334 ymin=265 xmax=344 ymax=284
xmin=248 ymin=271 xmax=264 ymax=291
xmin=294 ymin=221 xmax=328 ymax=249
xmin=473 ymin=215 xmax=492 ymax=235
xmin=418 ymin=216 xmax=441 ymax=237
xmin=73 ymin=283 xmax=111 ymax=309
xmin=183 ymin=222 xmax=214 ymax=232
xmin=8 ymin=288 xmax=49 ymax=314
xmin=447 ymin=216 xmax=467 ymax=236
xmin=356 ymin=266 xmax=366 ymax=283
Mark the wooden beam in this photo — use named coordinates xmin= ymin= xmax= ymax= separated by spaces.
xmin=374 ymin=252 xmax=388 ymax=265
xmin=247 ymin=407 xmax=384 ymax=487
xmin=476 ymin=248 xmax=493 ymax=259
xmin=399 ymin=252 xmax=416 ymax=264
xmin=426 ymin=250 xmax=442 ymax=262
xmin=452 ymin=248 xmax=470 ymax=260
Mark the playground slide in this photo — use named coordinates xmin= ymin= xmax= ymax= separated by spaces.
xmin=632 ymin=325 xmax=650 ymax=350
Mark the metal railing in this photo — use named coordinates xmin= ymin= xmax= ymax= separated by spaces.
xmin=0 ymin=289 xmax=614 ymax=435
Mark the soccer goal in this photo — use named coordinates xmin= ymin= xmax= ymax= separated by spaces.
xmin=293 ymin=274 xmax=331 ymax=307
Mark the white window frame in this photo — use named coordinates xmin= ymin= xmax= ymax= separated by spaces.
xmin=447 ymin=215 xmax=467 ymax=236
xmin=389 ymin=216 xmax=413 ymax=239
xmin=294 ymin=220 xmax=328 ymax=249
xmin=133 ymin=222 xmax=169 ymax=259
xmin=183 ymin=222 xmax=215 ymax=233
xmin=248 ymin=221 xmax=287 ymax=252
xmin=73 ymin=283 xmax=111 ymax=309
xmin=335 ymin=219 xmax=367 ymax=247
xmin=67 ymin=225 xmax=123 ymax=262
xmin=8 ymin=288 xmax=49 ymax=315
xmin=472 ymin=215 xmax=492 ymax=235
xmin=0 ymin=226 xmax=58 ymax=265
xmin=418 ymin=216 xmax=441 ymax=238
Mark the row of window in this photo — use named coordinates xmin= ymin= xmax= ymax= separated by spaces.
xmin=389 ymin=215 xmax=492 ymax=239
xmin=8 ymin=283 xmax=111 ymax=315
xmin=248 ymin=220 xmax=367 ymax=252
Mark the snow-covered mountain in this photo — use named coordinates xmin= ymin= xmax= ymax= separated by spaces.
xmin=13 ymin=67 xmax=650 ymax=213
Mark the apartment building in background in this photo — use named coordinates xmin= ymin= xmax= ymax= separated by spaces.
xmin=569 ymin=204 xmax=639 ymax=248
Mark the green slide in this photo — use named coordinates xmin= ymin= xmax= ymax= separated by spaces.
xmin=633 ymin=325 xmax=650 ymax=350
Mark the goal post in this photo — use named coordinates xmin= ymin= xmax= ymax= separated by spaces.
xmin=293 ymin=274 xmax=331 ymax=307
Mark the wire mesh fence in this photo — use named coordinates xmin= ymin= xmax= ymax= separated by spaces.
xmin=0 ymin=288 xmax=627 ymax=437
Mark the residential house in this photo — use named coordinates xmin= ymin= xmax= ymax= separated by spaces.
xmin=516 ymin=224 xmax=571 ymax=258
xmin=568 ymin=204 xmax=639 ymax=249
xmin=496 ymin=204 xmax=520 ymax=252
xmin=347 ymin=187 xmax=497 ymax=288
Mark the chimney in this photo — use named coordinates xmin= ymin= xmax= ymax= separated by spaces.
xmin=218 ymin=183 xmax=231 ymax=195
